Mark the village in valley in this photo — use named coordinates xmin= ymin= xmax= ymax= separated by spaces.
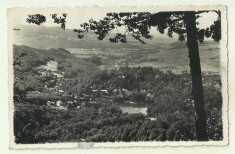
xmin=28 ymin=59 xmax=154 ymax=111
xmin=33 ymin=60 xmax=111 ymax=110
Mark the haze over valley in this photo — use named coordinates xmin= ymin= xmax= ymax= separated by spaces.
xmin=13 ymin=25 xmax=220 ymax=73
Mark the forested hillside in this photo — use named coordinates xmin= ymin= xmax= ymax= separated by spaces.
xmin=13 ymin=45 xmax=223 ymax=143
xmin=13 ymin=45 xmax=100 ymax=101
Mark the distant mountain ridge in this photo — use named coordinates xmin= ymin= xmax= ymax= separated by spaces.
xmin=12 ymin=24 xmax=221 ymax=73
xmin=12 ymin=24 xmax=176 ymax=50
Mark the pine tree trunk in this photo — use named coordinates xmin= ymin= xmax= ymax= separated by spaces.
xmin=184 ymin=12 xmax=208 ymax=141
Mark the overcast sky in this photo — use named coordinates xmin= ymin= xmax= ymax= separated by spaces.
xmin=8 ymin=7 xmax=219 ymax=30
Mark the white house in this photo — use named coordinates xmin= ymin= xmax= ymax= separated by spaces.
xmin=100 ymin=90 xmax=108 ymax=95
xmin=67 ymin=101 xmax=73 ymax=104
xmin=51 ymin=101 xmax=55 ymax=105
xmin=47 ymin=101 xmax=51 ymax=106
xmin=149 ymin=117 xmax=157 ymax=121
xmin=59 ymin=90 xmax=64 ymax=93
xmin=56 ymin=100 xmax=63 ymax=106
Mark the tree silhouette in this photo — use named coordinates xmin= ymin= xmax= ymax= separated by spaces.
xmin=26 ymin=10 xmax=222 ymax=141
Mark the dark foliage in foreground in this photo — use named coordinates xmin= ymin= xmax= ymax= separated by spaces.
xmin=14 ymin=71 xmax=222 ymax=143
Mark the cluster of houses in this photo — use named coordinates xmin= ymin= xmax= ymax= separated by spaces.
xmin=47 ymin=100 xmax=63 ymax=107
xmin=45 ymin=89 xmax=111 ymax=109
xmin=46 ymin=99 xmax=80 ymax=109
xmin=37 ymin=62 xmax=66 ymax=93
xmin=44 ymin=85 xmax=65 ymax=93
xmin=91 ymin=89 xmax=108 ymax=96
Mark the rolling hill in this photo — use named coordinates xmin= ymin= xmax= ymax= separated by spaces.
xmin=13 ymin=44 xmax=100 ymax=95
xmin=12 ymin=24 xmax=221 ymax=73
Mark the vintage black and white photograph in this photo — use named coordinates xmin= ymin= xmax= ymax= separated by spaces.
xmin=8 ymin=6 xmax=228 ymax=147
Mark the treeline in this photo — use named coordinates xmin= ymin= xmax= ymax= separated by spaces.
xmin=14 ymin=103 xmax=194 ymax=143
xmin=83 ymin=67 xmax=222 ymax=106
xmin=82 ymin=67 xmax=160 ymax=104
